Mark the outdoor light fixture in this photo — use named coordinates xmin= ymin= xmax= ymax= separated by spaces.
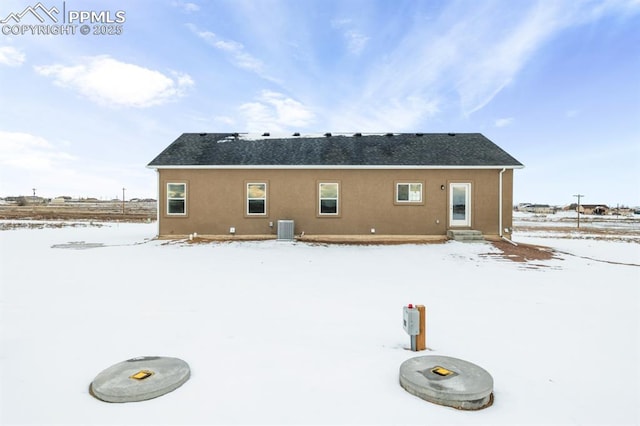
xmin=441 ymin=185 xmax=445 ymax=190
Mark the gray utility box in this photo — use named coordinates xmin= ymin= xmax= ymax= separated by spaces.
xmin=277 ymin=220 xmax=295 ymax=240
xmin=403 ymin=306 xmax=420 ymax=335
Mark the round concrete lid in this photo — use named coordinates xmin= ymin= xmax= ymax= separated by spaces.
xmin=399 ymin=355 xmax=493 ymax=410
xmin=90 ymin=356 xmax=190 ymax=403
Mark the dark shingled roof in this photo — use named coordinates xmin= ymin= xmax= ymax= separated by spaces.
xmin=147 ymin=133 xmax=523 ymax=168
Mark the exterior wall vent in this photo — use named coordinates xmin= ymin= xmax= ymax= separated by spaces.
xmin=385 ymin=133 xmax=394 ymax=137
xmin=448 ymin=132 xmax=456 ymax=136
xmin=354 ymin=132 xmax=362 ymax=137
xmin=262 ymin=132 xmax=270 ymax=136
xmin=292 ymin=132 xmax=300 ymax=136
xmin=324 ymin=132 xmax=332 ymax=137
xmin=277 ymin=220 xmax=295 ymax=240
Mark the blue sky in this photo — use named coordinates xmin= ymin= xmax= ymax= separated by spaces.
xmin=0 ymin=0 xmax=638 ymax=206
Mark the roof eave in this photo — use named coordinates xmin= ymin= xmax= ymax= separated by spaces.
xmin=146 ymin=164 xmax=524 ymax=170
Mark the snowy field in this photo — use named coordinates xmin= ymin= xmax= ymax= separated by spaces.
xmin=514 ymin=211 xmax=640 ymax=237
xmin=1 ymin=218 xmax=639 ymax=425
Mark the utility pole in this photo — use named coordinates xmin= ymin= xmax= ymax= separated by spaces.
xmin=122 ymin=187 xmax=126 ymax=214
xmin=573 ymin=194 xmax=584 ymax=228
xmin=32 ymin=188 xmax=36 ymax=197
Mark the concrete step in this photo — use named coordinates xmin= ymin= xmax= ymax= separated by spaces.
xmin=447 ymin=230 xmax=485 ymax=242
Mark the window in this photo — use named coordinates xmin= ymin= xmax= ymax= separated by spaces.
xmin=319 ymin=183 xmax=339 ymax=215
xmin=167 ymin=183 xmax=186 ymax=215
xmin=397 ymin=183 xmax=422 ymax=202
xmin=247 ymin=183 xmax=267 ymax=215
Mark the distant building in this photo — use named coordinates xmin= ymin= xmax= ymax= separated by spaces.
xmin=516 ymin=203 xmax=557 ymax=214
xmin=4 ymin=196 xmax=47 ymax=205
xmin=579 ymin=204 xmax=610 ymax=215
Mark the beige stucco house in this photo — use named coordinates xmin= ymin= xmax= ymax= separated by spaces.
xmin=147 ymin=132 xmax=523 ymax=239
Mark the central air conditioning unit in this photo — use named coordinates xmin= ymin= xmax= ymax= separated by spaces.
xmin=277 ymin=220 xmax=295 ymax=241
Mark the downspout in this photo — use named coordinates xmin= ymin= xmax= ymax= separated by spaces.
xmin=155 ymin=169 xmax=160 ymax=237
xmin=498 ymin=168 xmax=518 ymax=246
xmin=499 ymin=167 xmax=505 ymax=238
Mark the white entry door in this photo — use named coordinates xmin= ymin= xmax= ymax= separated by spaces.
xmin=449 ymin=183 xmax=471 ymax=227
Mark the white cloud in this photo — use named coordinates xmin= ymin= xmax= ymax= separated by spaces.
xmin=331 ymin=18 xmax=369 ymax=55
xmin=329 ymin=96 xmax=440 ymax=132
xmin=239 ymin=102 xmax=275 ymax=132
xmin=454 ymin=1 xmax=640 ymax=115
xmin=349 ymin=1 xmax=640 ymax=121
xmin=239 ymin=90 xmax=315 ymax=132
xmin=0 ymin=131 xmax=75 ymax=171
xmin=330 ymin=18 xmax=352 ymax=27
xmin=172 ymin=70 xmax=195 ymax=88
xmin=0 ymin=46 xmax=25 ymax=66
xmin=34 ymin=56 xmax=194 ymax=108
xmin=214 ymin=116 xmax=236 ymax=126
xmin=344 ymin=30 xmax=369 ymax=55
xmin=187 ymin=24 xmax=266 ymax=75
xmin=455 ymin=3 xmax=564 ymax=115
xmin=172 ymin=1 xmax=200 ymax=12
xmin=0 ymin=131 xmax=155 ymax=198
xmin=495 ymin=117 xmax=514 ymax=128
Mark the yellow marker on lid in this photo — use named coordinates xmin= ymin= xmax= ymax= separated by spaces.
xmin=130 ymin=370 xmax=154 ymax=380
xmin=431 ymin=366 xmax=454 ymax=377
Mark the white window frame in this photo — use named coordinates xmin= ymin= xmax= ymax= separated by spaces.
xmin=166 ymin=182 xmax=186 ymax=216
xmin=246 ymin=182 xmax=267 ymax=216
xmin=319 ymin=182 xmax=339 ymax=216
xmin=396 ymin=183 xmax=423 ymax=203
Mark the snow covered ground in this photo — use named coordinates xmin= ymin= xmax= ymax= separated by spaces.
xmin=1 ymin=219 xmax=638 ymax=425
xmin=514 ymin=211 xmax=640 ymax=236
